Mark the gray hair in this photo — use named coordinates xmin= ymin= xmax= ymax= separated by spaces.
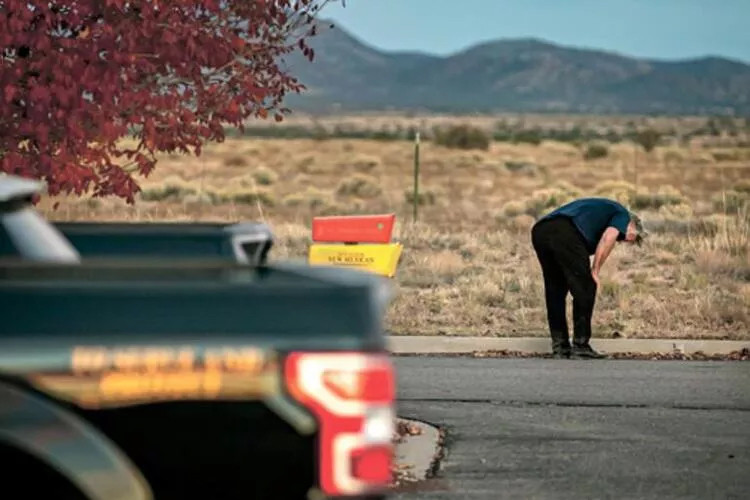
xmin=629 ymin=212 xmax=647 ymax=245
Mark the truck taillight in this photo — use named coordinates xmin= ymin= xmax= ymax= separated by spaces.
xmin=322 ymin=367 xmax=394 ymax=402
xmin=285 ymin=352 xmax=395 ymax=497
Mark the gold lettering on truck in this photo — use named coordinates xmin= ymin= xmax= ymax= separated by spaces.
xmin=71 ymin=347 xmax=108 ymax=373
xmin=57 ymin=345 xmax=275 ymax=407
xmin=98 ymin=370 xmax=224 ymax=400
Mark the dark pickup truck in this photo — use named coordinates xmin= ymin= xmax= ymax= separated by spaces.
xmin=0 ymin=176 xmax=396 ymax=500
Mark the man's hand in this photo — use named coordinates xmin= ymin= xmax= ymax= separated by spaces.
xmin=591 ymin=270 xmax=601 ymax=290
xmin=591 ymin=226 xmax=619 ymax=288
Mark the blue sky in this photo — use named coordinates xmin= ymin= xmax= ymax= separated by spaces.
xmin=321 ymin=0 xmax=750 ymax=63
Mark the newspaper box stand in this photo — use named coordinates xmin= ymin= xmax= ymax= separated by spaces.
xmin=308 ymin=214 xmax=402 ymax=278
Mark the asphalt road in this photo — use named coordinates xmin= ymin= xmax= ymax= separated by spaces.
xmin=391 ymin=356 xmax=750 ymax=500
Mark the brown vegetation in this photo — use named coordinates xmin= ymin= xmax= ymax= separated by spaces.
xmin=40 ymin=115 xmax=750 ymax=340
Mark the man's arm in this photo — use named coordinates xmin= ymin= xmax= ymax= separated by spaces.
xmin=591 ymin=226 xmax=620 ymax=287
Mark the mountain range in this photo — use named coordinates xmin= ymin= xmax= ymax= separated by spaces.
xmin=281 ymin=22 xmax=750 ymax=115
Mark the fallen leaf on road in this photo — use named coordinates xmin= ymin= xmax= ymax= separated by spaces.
xmin=467 ymin=348 xmax=749 ymax=361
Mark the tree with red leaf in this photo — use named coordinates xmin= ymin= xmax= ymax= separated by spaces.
xmin=0 ymin=0 xmax=331 ymax=202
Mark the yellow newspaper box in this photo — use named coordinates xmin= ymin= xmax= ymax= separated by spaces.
xmin=308 ymin=243 xmax=403 ymax=278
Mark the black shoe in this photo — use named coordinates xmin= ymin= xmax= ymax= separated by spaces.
xmin=571 ymin=344 xmax=606 ymax=359
xmin=551 ymin=341 xmax=571 ymax=359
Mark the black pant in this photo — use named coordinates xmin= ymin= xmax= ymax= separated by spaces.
xmin=531 ymin=217 xmax=596 ymax=348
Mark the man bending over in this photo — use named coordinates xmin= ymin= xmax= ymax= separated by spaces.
xmin=531 ymin=198 xmax=646 ymax=359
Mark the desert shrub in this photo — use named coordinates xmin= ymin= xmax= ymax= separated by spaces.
xmin=292 ymin=173 xmax=311 ymax=187
xmin=281 ymin=186 xmax=335 ymax=210
xmin=524 ymin=188 xmax=574 ymax=218
xmin=504 ymin=161 xmax=539 ymax=176
xmin=634 ymin=128 xmax=661 ymax=152
xmin=369 ymin=128 xmax=403 ymax=141
xmin=645 ymin=217 xmax=719 ymax=236
xmin=599 ymin=279 xmax=620 ymax=303
xmin=511 ymin=130 xmax=542 ymax=146
xmin=492 ymin=127 xmax=515 ymax=142
xmin=491 ymin=125 xmax=631 ymax=144
xmin=434 ymin=124 xmax=490 ymax=151
xmin=252 ymin=166 xmax=278 ymax=186
xmin=594 ymin=180 xmax=635 ymax=204
xmin=311 ymin=124 xmax=329 ymax=141
xmin=428 ymin=250 xmax=466 ymax=284
xmin=282 ymin=193 xmax=305 ymax=208
xmin=320 ymin=202 xmax=357 ymax=216
xmin=233 ymin=170 xmax=275 ymax=189
xmin=554 ymin=181 xmax=581 ymax=198
xmin=226 ymin=188 xmax=275 ymax=207
xmin=349 ymin=154 xmax=381 ymax=172
xmin=658 ymin=203 xmax=694 ymax=219
xmin=202 ymin=189 xmax=229 ymax=205
xmin=475 ymin=283 xmax=507 ymax=308
xmin=295 ymin=154 xmax=316 ymax=171
xmin=336 ymin=174 xmax=382 ymax=199
xmin=501 ymin=200 xmax=525 ymax=217
xmin=662 ymin=149 xmax=685 ymax=164
xmin=630 ymin=186 xmax=685 ymax=210
xmin=140 ymin=176 xmax=196 ymax=202
xmin=404 ymin=189 xmax=437 ymax=206
xmin=509 ymin=214 xmax=536 ymax=232
xmin=84 ymin=198 xmax=101 ymax=209
xmin=584 ymin=142 xmax=609 ymax=160
xmin=711 ymin=150 xmax=741 ymax=162
xmin=712 ymin=190 xmax=750 ymax=213
xmin=302 ymin=187 xmax=330 ymax=209
xmin=224 ymin=155 xmax=249 ymax=168
xmin=455 ymin=153 xmax=483 ymax=169
xmin=182 ymin=193 xmax=214 ymax=206
xmin=499 ymin=183 xmax=580 ymax=219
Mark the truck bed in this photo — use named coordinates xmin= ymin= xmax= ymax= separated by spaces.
xmin=0 ymin=260 xmax=387 ymax=351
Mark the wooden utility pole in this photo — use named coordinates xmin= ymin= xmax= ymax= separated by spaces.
xmin=413 ymin=131 xmax=421 ymax=223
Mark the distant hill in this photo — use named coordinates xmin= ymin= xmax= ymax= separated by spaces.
xmin=281 ymin=22 xmax=750 ymax=115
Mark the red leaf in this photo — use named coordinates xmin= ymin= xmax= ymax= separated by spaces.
xmin=232 ymin=36 xmax=245 ymax=51
xmin=3 ymin=85 xmax=17 ymax=104
xmin=29 ymin=85 xmax=51 ymax=105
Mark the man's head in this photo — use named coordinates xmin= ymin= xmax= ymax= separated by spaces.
xmin=624 ymin=212 xmax=647 ymax=245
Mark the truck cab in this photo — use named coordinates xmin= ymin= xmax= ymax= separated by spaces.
xmin=0 ymin=177 xmax=273 ymax=266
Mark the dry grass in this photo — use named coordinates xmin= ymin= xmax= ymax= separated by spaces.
xmin=38 ymin=119 xmax=750 ymax=340
xmin=336 ymin=174 xmax=383 ymax=199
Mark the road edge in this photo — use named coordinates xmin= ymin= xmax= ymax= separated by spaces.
xmin=388 ymin=336 xmax=750 ymax=355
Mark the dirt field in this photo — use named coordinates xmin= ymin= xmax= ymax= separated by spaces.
xmin=39 ymin=119 xmax=750 ymax=340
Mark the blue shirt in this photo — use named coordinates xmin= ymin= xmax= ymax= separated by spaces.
xmin=537 ymin=198 xmax=631 ymax=254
